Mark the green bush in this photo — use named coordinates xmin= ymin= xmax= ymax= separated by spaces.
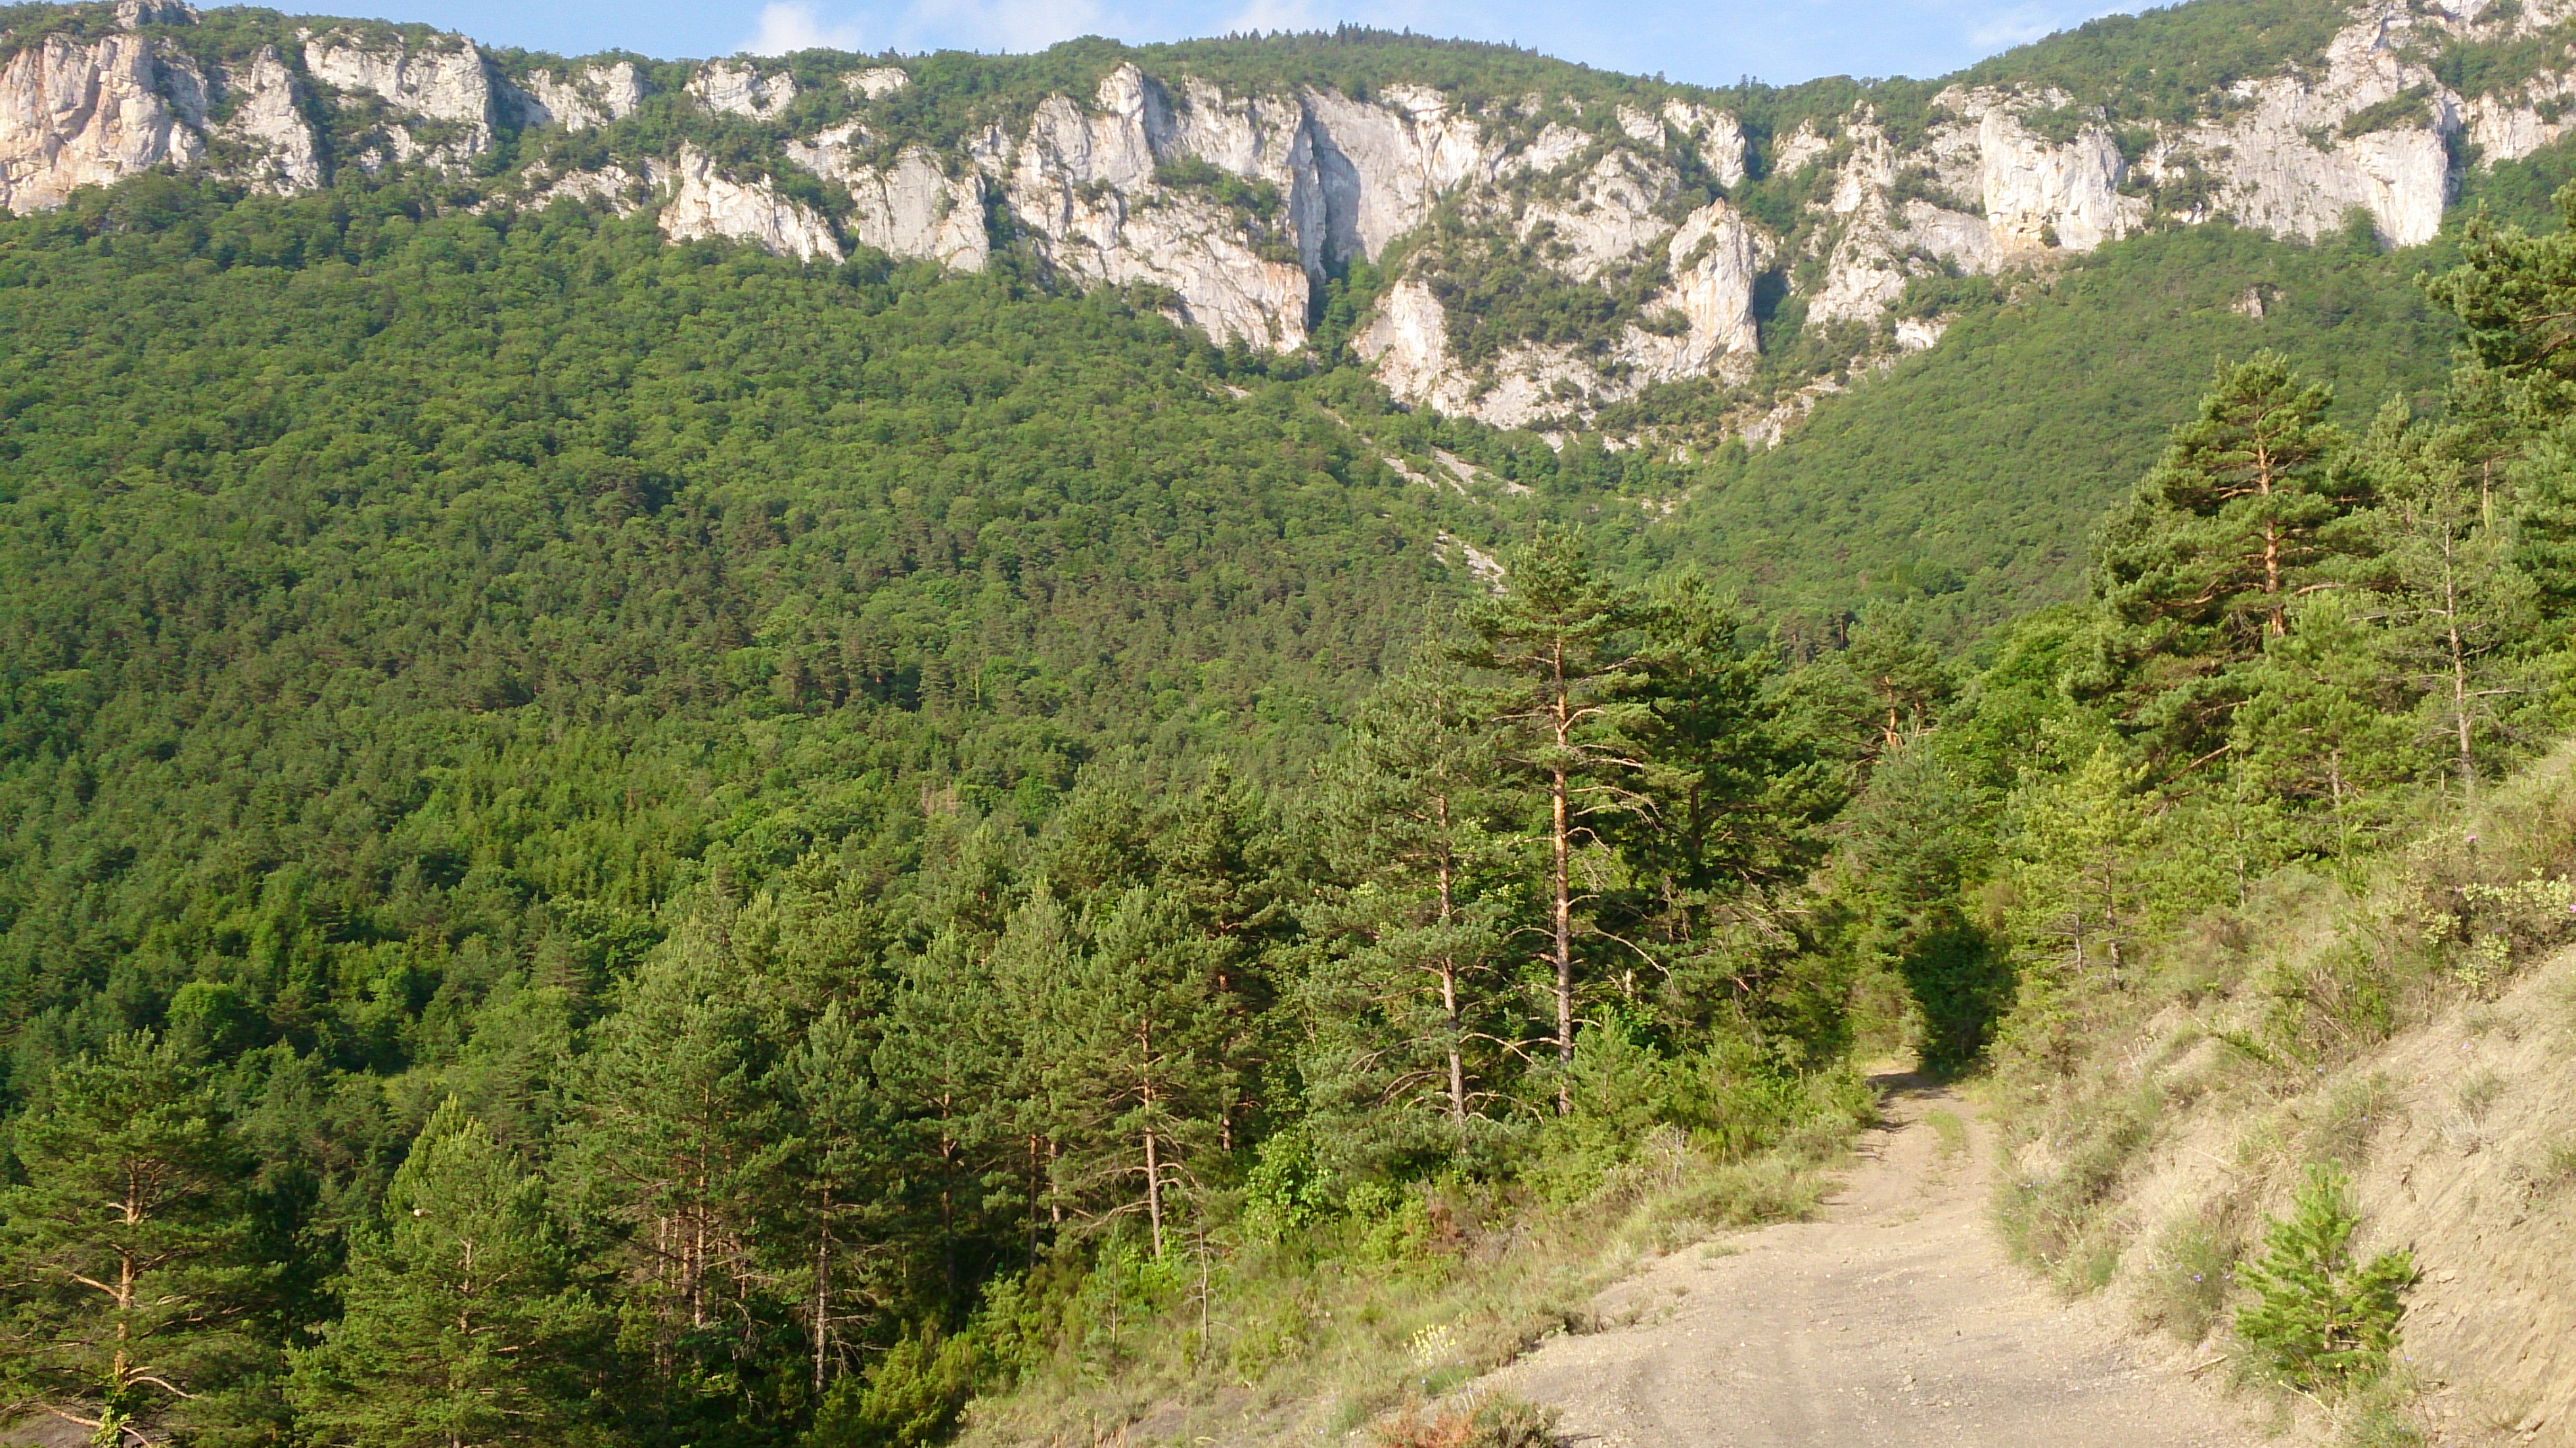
xmin=808 ymin=1325 xmax=984 ymax=1448
xmin=2235 ymin=1164 xmax=2418 ymax=1391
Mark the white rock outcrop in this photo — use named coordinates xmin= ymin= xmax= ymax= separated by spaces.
xmin=1631 ymin=198 xmax=1760 ymax=371
xmin=522 ymin=62 xmax=643 ymax=130
xmin=786 ymin=125 xmax=989 ymax=271
xmin=1005 ymin=66 xmax=1307 ymax=350
xmin=1806 ymin=122 xmax=1910 ymax=328
xmin=2156 ymin=5 xmax=2456 ymax=246
xmin=115 ymin=1 xmax=200 ymax=26
xmin=656 ymin=145 xmax=842 ymax=261
xmin=1302 ymin=83 xmax=1495 ymax=261
xmin=522 ymin=163 xmax=652 ymax=212
xmin=1966 ymin=101 xmax=2143 ymax=252
xmin=0 ymin=33 xmax=205 ymax=212
xmin=1167 ymin=78 xmax=1325 ymax=275
xmin=1355 ymin=279 xmax=1456 ymax=413
xmin=305 ymin=33 xmax=499 ymax=164
xmin=1354 ymin=194 xmax=1759 ymax=428
xmin=1516 ymin=150 xmax=1678 ymax=281
xmin=847 ymin=67 xmax=909 ymax=100
xmin=215 ymin=47 xmax=319 ymax=194
xmin=691 ymin=61 xmax=796 ymax=120
xmin=1662 ymin=99 xmax=1747 ymax=186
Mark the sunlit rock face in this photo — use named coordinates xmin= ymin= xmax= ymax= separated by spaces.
xmin=303 ymin=31 xmax=503 ymax=167
xmin=690 ymin=60 xmax=796 ymax=120
xmin=2 ymin=0 xmax=2568 ymax=428
xmin=0 ymin=33 xmax=206 ymax=211
xmin=521 ymin=61 xmax=643 ymax=130
xmin=656 ymin=145 xmax=844 ymax=262
xmin=786 ymin=127 xmax=990 ymax=272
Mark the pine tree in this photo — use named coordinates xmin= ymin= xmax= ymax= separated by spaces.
xmin=287 ymin=1100 xmax=605 ymax=1447
xmin=1301 ymin=667 xmax=1515 ymax=1168
xmin=2002 ymin=734 xmax=2161 ymax=991
xmin=870 ymin=933 xmax=1021 ymax=1312
xmin=779 ymin=1001 xmax=896 ymax=1398
xmin=0 ymin=1032 xmax=269 ymax=1448
xmin=1146 ymin=765 xmax=1296 ymax=1154
xmin=1600 ymin=575 xmax=1835 ymax=1043
xmin=2226 ymin=591 xmax=2416 ymax=853
xmin=1782 ymin=606 xmax=1955 ymax=770
xmin=1036 ymin=888 xmax=1230 ymax=1258
xmin=1449 ymin=532 xmax=1654 ymax=1113
xmin=2365 ymin=408 xmax=2537 ymax=793
xmin=1836 ymin=738 xmax=2010 ymax=1072
xmin=2092 ymin=353 xmax=2369 ymax=763
xmin=556 ymin=924 xmax=791 ymax=1388
xmin=2235 ymin=1164 xmax=2417 ymax=1391
xmin=2424 ymin=183 xmax=2576 ymax=422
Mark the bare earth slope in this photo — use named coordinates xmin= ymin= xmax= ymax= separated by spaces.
xmin=1490 ymin=1079 xmax=2275 ymax=1448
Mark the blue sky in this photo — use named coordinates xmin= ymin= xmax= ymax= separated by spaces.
xmin=335 ymin=0 xmax=2154 ymax=86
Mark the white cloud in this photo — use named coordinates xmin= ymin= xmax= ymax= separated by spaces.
xmin=741 ymin=2 xmax=865 ymax=54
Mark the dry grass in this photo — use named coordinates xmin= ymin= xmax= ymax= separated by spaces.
xmin=954 ymin=1137 xmax=1855 ymax=1448
xmin=1368 ymin=1394 xmax=1557 ymax=1448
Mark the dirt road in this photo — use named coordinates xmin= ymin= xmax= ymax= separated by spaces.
xmin=1491 ymin=1077 xmax=2269 ymax=1448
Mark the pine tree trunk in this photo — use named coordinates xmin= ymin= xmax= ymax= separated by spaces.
xmin=2445 ymin=522 xmax=2475 ymax=794
xmin=1437 ymin=821 xmax=1465 ymax=1128
xmin=1140 ymin=1018 xmax=1164 ymax=1258
xmin=1552 ymin=761 xmax=1573 ymax=1116
xmin=812 ymin=1210 xmax=831 ymax=1393
xmin=1142 ymin=1125 xmax=1164 ymax=1259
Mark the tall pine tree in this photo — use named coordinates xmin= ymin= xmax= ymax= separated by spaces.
xmin=0 ymin=1033 xmax=269 ymax=1447
xmin=2092 ymin=352 xmax=2370 ymax=766
xmin=1450 ymin=532 xmax=1654 ymax=1113
xmin=287 ymin=1100 xmax=605 ymax=1448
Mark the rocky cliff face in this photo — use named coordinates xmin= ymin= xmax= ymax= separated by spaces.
xmin=304 ymin=30 xmax=501 ymax=167
xmin=0 ymin=32 xmax=204 ymax=212
xmin=0 ymin=0 xmax=2565 ymax=438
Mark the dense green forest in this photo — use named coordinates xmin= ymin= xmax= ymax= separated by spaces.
xmin=11 ymin=12 xmax=2576 ymax=1443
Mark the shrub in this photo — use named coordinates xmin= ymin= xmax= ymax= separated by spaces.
xmin=1996 ymin=1085 xmax=2159 ymax=1278
xmin=2136 ymin=1212 xmax=2240 ymax=1344
xmin=1370 ymin=1394 xmax=1559 ymax=1448
xmin=809 ymin=1324 xmax=984 ymax=1448
xmin=2235 ymin=1164 xmax=2418 ymax=1391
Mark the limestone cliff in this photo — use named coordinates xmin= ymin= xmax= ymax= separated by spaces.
xmin=303 ymin=30 xmax=501 ymax=168
xmin=521 ymin=61 xmax=643 ymax=131
xmin=0 ymin=32 xmax=204 ymax=212
xmin=785 ymin=128 xmax=990 ymax=271
xmin=656 ymin=145 xmax=842 ymax=262
xmin=4 ymin=0 xmax=2573 ymax=439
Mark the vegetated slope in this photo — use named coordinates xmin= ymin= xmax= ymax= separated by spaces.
xmin=0 ymin=181 xmax=1485 ymax=1057
xmin=1657 ymin=138 xmax=2576 ymax=642
xmin=1989 ymin=748 xmax=2576 ymax=1445
xmin=7 ymin=0 xmax=2559 ymax=445
xmin=1670 ymin=225 xmax=2452 ymax=639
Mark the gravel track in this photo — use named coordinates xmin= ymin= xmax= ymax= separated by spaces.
xmin=1490 ymin=1076 xmax=2272 ymax=1448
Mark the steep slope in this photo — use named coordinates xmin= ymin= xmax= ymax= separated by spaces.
xmin=1658 ymin=223 xmax=2456 ymax=641
xmin=1638 ymin=137 xmax=2576 ymax=641
xmin=3 ymin=0 xmax=2573 ymax=443
xmin=1990 ymin=748 xmax=2576 ymax=1445
xmin=0 ymin=191 xmax=1481 ymax=1031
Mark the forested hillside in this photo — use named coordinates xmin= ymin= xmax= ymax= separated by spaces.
xmin=7 ymin=2 xmax=2576 ymax=1446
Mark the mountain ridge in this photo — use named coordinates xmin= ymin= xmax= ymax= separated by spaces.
xmin=4 ymin=0 xmax=2566 ymax=443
